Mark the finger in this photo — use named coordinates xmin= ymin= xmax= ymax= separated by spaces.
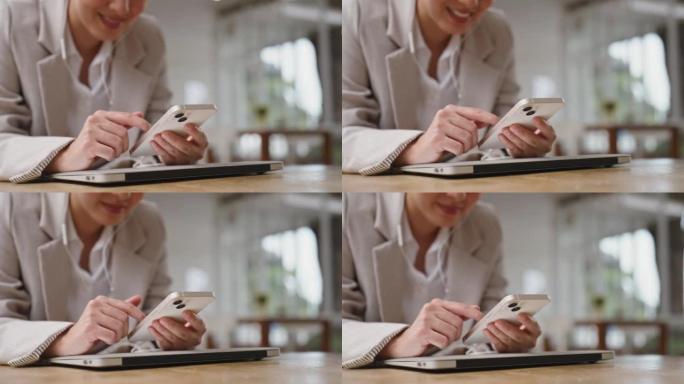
xmin=182 ymin=311 xmax=206 ymax=334
xmin=444 ymin=115 xmax=478 ymax=148
xmin=159 ymin=317 xmax=197 ymax=341
xmin=439 ymin=136 xmax=465 ymax=156
xmin=502 ymin=128 xmax=535 ymax=154
xmin=483 ymin=329 xmax=507 ymax=352
xmin=444 ymin=125 xmax=478 ymax=150
xmin=510 ymin=125 xmax=548 ymax=150
xmin=104 ymin=297 xmax=145 ymax=321
xmin=427 ymin=316 xmax=461 ymax=344
xmin=99 ymin=121 xmax=130 ymax=153
xmin=151 ymin=141 xmax=174 ymax=164
xmin=425 ymin=330 xmax=450 ymax=349
xmin=100 ymin=305 xmax=130 ymax=323
xmin=149 ymin=325 xmax=173 ymax=350
xmin=446 ymin=105 xmax=499 ymax=126
xmin=487 ymin=323 xmax=516 ymax=347
xmin=518 ymin=314 xmax=541 ymax=335
xmin=432 ymin=308 xmax=464 ymax=332
xmin=152 ymin=320 xmax=184 ymax=346
xmin=95 ymin=327 xmax=118 ymax=345
xmin=493 ymin=320 xmax=527 ymax=344
xmin=104 ymin=112 xmax=151 ymax=131
xmin=160 ymin=132 xmax=196 ymax=157
xmin=184 ymin=124 xmax=208 ymax=148
xmin=94 ymin=128 xmax=126 ymax=156
xmin=533 ymin=117 xmax=556 ymax=141
xmin=92 ymin=142 xmax=117 ymax=161
xmin=498 ymin=134 xmax=524 ymax=157
xmin=95 ymin=312 xmax=128 ymax=341
xmin=155 ymin=135 xmax=191 ymax=162
xmin=441 ymin=301 xmax=483 ymax=320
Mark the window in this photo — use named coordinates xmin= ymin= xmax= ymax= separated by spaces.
xmin=251 ymin=227 xmax=323 ymax=317
xmin=596 ymin=229 xmax=660 ymax=318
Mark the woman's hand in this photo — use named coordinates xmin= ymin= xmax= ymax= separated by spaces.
xmin=395 ymin=106 xmax=499 ymax=166
xmin=483 ymin=313 xmax=542 ymax=352
xmin=45 ymin=295 xmax=145 ymax=357
xmin=46 ymin=111 xmax=151 ymax=173
xmin=378 ymin=299 xmax=483 ymax=359
xmin=498 ymin=117 xmax=556 ymax=158
xmin=148 ymin=310 xmax=207 ymax=350
xmin=150 ymin=124 xmax=208 ymax=165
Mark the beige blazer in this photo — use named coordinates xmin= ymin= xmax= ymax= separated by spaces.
xmin=342 ymin=0 xmax=520 ymax=175
xmin=0 ymin=193 xmax=171 ymax=367
xmin=0 ymin=0 xmax=171 ymax=183
xmin=342 ymin=193 xmax=507 ymax=368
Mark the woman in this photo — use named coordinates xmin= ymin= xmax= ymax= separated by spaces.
xmin=0 ymin=193 xmax=206 ymax=367
xmin=0 ymin=0 xmax=208 ymax=183
xmin=342 ymin=193 xmax=542 ymax=368
xmin=342 ymin=0 xmax=557 ymax=175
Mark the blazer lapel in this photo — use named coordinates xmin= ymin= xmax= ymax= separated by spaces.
xmin=443 ymin=216 xmax=487 ymax=303
xmin=37 ymin=239 xmax=73 ymax=321
xmin=458 ymin=24 xmax=501 ymax=111
xmin=386 ymin=49 xmax=424 ymax=131
xmin=36 ymin=57 xmax=74 ymax=136
xmin=110 ymin=35 xmax=153 ymax=113
xmin=372 ymin=240 xmax=409 ymax=322
xmin=108 ymin=217 xmax=155 ymax=302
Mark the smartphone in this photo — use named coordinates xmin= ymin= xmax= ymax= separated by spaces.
xmin=479 ymin=98 xmax=565 ymax=151
xmin=130 ymin=104 xmax=217 ymax=157
xmin=128 ymin=291 xmax=215 ymax=343
xmin=462 ymin=294 xmax=550 ymax=345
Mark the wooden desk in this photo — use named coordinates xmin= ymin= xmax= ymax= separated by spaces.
xmin=0 ymin=165 xmax=341 ymax=193
xmin=342 ymin=355 xmax=684 ymax=384
xmin=0 ymin=352 xmax=340 ymax=384
xmin=342 ymin=159 xmax=684 ymax=193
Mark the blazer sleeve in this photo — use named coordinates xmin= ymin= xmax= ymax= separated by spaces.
xmin=341 ymin=197 xmax=408 ymax=369
xmin=0 ymin=4 xmax=73 ymax=183
xmin=341 ymin=0 xmax=422 ymax=175
xmin=0 ymin=195 xmax=72 ymax=367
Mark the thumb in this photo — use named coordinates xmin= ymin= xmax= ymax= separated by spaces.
xmin=126 ymin=295 xmax=142 ymax=307
xmin=133 ymin=112 xmax=145 ymax=118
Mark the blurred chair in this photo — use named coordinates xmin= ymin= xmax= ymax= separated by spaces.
xmin=574 ymin=320 xmax=669 ymax=355
xmin=235 ymin=317 xmax=331 ymax=352
xmin=585 ymin=124 xmax=680 ymax=159
xmin=234 ymin=129 xmax=334 ymax=165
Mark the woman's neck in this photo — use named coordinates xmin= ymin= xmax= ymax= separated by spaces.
xmin=69 ymin=195 xmax=104 ymax=248
xmin=405 ymin=199 xmax=439 ymax=249
xmin=67 ymin=3 xmax=102 ymax=62
xmin=416 ymin=0 xmax=452 ymax=53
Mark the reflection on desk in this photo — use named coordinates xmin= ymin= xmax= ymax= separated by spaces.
xmin=342 ymin=159 xmax=684 ymax=193
xmin=0 ymin=165 xmax=342 ymax=193
xmin=342 ymin=355 xmax=683 ymax=384
xmin=0 ymin=352 xmax=341 ymax=384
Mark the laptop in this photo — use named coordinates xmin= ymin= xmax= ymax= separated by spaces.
xmin=382 ymin=350 xmax=614 ymax=372
xmin=399 ymin=155 xmax=630 ymax=177
xmin=47 ymin=347 xmax=280 ymax=370
xmin=39 ymin=161 xmax=284 ymax=186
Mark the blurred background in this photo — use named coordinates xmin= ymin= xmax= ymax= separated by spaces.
xmin=145 ymin=0 xmax=342 ymax=166
xmin=497 ymin=0 xmax=684 ymax=159
xmin=145 ymin=193 xmax=341 ymax=353
xmin=483 ymin=193 xmax=684 ymax=356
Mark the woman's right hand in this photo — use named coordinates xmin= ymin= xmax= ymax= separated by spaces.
xmin=46 ymin=111 xmax=151 ymax=173
xmin=378 ymin=299 xmax=483 ymax=359
xmin=395 ymin=106 xmax=499 ymax=166
xmin=45 ymin=295 xmax=146 ymax=357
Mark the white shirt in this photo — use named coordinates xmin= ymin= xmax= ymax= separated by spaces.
xmin=62 ymin=203 xmax=115 ymax=320
xmin=408 ymin=1 xmax=464 ymax=132
xmin=398 ymin=211 xmax=451 ymax=321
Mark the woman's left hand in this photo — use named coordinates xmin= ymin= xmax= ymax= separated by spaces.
xmin=150 ymin=123 xmax=208 ymax=165
xmin=483 ymin=313 xmax=541 ymax=353
xmin=148 ymin=310 xmax=207 ymax=350
xmin=498 ymin=117 xmax=556 ymax=158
